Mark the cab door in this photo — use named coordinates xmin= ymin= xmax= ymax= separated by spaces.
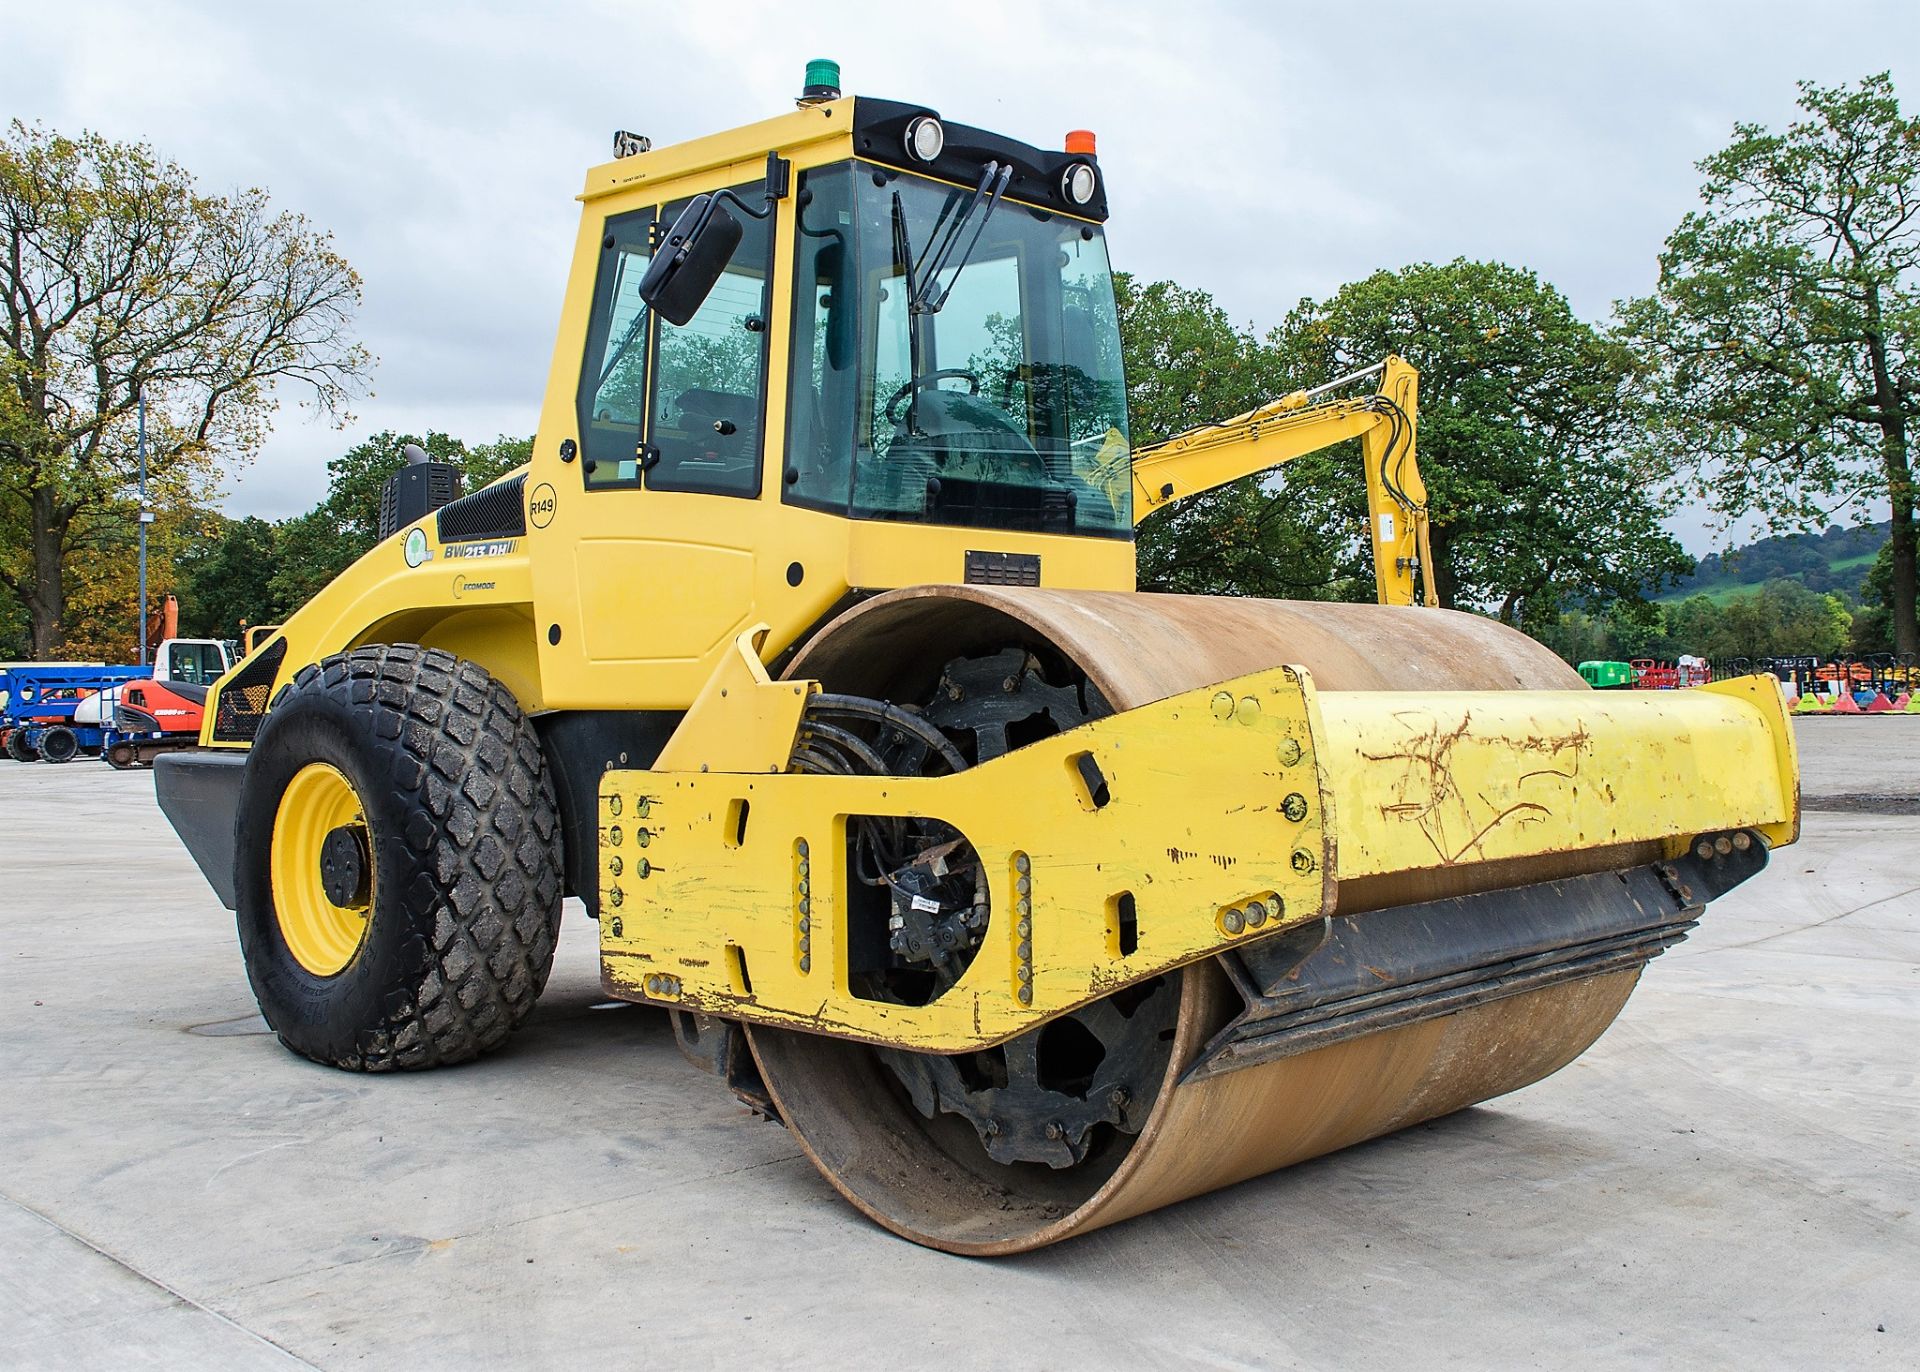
xmin=565 ymin=186 xmax=776 ymax=687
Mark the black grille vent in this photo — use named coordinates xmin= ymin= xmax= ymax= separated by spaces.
xmin=436 ymin=474 xmax=528 ymax=544
xmin=212 ymin=638 xmax=287 ymax=744
xmin=964 ymin=551 xmax=1041 ymax=587
xmin=378 ymin=463 xmax=463 ymax=540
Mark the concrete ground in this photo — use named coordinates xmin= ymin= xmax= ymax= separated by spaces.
xmin=2 ymin=719 xmax=1915 ymax=1370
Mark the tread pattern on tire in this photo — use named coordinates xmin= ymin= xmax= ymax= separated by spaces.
xmin=277 ymin=643 xmax=562 ymax=1071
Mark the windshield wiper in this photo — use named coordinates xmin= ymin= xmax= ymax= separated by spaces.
xmin=890 ymin=190 xmax=921 ymax=306
xmin=596 ymin=299 xmax=651 ymax=390
xmin=904 ymin=160 xmax=1012 ymax=315
xmin=889 ymin=191 xmax=926 ymax=414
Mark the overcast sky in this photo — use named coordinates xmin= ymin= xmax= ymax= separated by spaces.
xmin=11 ymin=0 xmax=1917 ymax=553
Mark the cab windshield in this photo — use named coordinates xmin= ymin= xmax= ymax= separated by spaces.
xmin=785 ymin=162 xmax=1132 ymax=536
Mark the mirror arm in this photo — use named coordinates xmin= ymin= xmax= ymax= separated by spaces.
xmin=702 ymin=186 xmax=776 ymax=228
xmin=699 ymin=154 xmax=787 ymax=229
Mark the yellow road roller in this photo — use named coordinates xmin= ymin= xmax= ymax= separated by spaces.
xmin=156 ymin=61 xmax=1799 ymax=1254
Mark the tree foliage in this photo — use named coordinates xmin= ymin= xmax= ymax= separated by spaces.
xmin=0 ymin=120 xmax=370 ymax=654
xmin=166 ymin=431 xmax=538 ymax=641
xmin=1271 ymin=260 xmax=1691 ymax=627
xmin=264 ymin=430 xmax=533 ymax=618
xmin=1540 ymin=580 xmax=1853 ymax=664
xmin=1621 ymin=73 xmax=1920 ymax=654
xmin=1116 ymin=275 xmax=1348 ymax=597
xmin=1847 ymin=542 xmax=1901 ymax=653
xmin=176 ymin=514 xmax=277 ymax=640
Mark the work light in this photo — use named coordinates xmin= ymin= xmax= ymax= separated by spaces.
xmin=905 ymin=116 xmax=945 ymax=163
xmin=1061 ymin=162 xmax=1097 ymax=205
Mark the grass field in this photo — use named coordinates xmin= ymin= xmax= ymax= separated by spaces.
xmin=1658 ymin=544 xmax=1882 ymax=606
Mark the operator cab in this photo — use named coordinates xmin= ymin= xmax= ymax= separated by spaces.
xmin=583 ymin=94 xmax=1133 ymax=539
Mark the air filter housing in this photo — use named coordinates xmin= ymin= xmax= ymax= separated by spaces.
xmin=378 ymin=461 xmax=463 ymax=540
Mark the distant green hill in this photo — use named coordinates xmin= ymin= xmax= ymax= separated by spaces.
xmin=1656 ymin=520 xmax=1888 ymax=605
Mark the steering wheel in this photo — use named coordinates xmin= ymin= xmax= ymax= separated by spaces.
xmin=884 ymin=369 xmax=982 ymax=426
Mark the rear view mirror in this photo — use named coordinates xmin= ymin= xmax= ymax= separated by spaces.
xmin=640 ymin=195 xmax=743 ymax=326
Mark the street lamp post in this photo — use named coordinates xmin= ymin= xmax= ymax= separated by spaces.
xmin=137 ymin=388 xmax=150 ymax=667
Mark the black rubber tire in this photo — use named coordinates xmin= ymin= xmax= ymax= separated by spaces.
xmin=234 ymin=644 xmax=564 ymax=1071
xmin=2 ymin=729 xmax=30 ymax=762
xmin=38 ymin=726 xmax=78 ymax=764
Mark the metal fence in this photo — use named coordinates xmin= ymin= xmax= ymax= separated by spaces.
xmin=1713 ymin=653 xmax=1918 ymax=698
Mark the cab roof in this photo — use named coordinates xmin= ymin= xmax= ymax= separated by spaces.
xmin=582 ymin=95 xmax=1107 ymax=222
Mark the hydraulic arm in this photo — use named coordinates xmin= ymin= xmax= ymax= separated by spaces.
xmin=1130 ymin=356 xmax=1438 ymax=606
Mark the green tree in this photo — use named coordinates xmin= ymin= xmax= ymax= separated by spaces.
xmin=1774 ymin=581 xmax=1854 ymax=656
xmin=467 ymin=435 xmax=534 ymax=488
xmin=57 ymin=488 xmax=212 ymax=660
xmin=177 ymin=515 xmax=279 ymax=639
xmin=1848 ymin=542 xmax=1897 ymax=653
xmin=1621 ymin=74 xmax=1920 ymax=655
xmin=264 ymin=429 xmax=534 ymax=617
xmin=1531 ymin=607 xmax=1605 ymax=664
xmin=1273 ymin=260 xmax=1692 ymax=627
xmin=0 ymin=582 xmax=23 ymax=657
xmin=0 ymin=121 xmax=368 ymax=656
xmin=1605 ymin=598 xmax=1673 ymax=658
xmin=1116 ymin=274 xmax=1344 ymax=597
xmin=260 ymin=429 xmax=464 ymax=615
xmin=320 ymin=429 xmax=470 ymax=548
xmin=1664 ymin=580 xmax=1852 ymax=658
xmin=1664 ymin=594 xmax=1723 ymax=656
xmin=264 ymin=507 xmax=360 ymax=615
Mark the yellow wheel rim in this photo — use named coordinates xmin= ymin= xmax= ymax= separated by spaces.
xmin=270 ymin=761 xmax=374 ymax=977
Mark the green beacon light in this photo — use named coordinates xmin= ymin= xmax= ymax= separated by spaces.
xmin=800 ymin=58 xmax=842 ymax=106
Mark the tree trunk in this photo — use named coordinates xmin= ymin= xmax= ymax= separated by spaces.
xmin=1883 ymin=433 xmax=1918 ymax=658
xmin=1866 ymin=324 xmax=1918 ymax=659
xmin=1429 ymin=527 xmax=1457 ymax=610
xmin=25 ymin=487 xmax=67 ymax=658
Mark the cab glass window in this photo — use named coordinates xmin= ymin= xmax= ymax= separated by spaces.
xmin=576 ymin=207 xmax=656 ymax=487
xmin=166 ymin=642 xmax=226 ymax=685
xmin=785 ymin=164 xmax=858 ymax=510
xmin=783 ymin=163 xmax=1131 ymax=535
xmin=646 ymin=189 xmax=775 ymax=496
